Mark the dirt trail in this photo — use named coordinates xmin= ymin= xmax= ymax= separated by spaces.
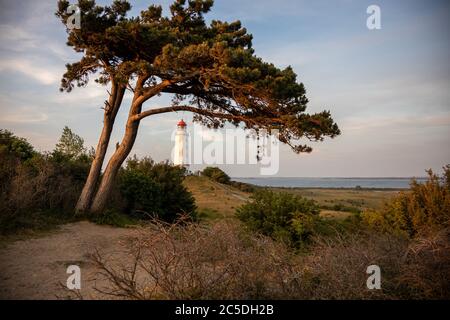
xmin=0 ymin=221 xmax=141 ymax=300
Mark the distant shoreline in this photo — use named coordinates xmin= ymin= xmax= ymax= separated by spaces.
xmin=235 ymin=183 xmax=408 ymax=191
xmin=230 ymin=177 xmax=425 ymax=190
xmin=265 ymin=186 xmax=407 ymax=191
xmin=231 ymin=177 xmax=428 ymax=180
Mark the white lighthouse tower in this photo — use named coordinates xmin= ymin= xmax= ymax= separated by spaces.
xmin=173 ymin=119 xmax=188 ymax=168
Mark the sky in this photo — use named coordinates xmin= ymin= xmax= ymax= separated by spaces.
xmin=0 ymin=0 xmax=449 ymax=177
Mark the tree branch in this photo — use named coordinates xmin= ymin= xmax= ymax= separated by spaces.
xmin=133 ymin=79 xmax=174 ymax=107
xmin=132 ymin=105 xmax=275 ymax=126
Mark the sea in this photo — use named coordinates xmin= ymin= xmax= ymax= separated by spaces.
xmin=231 ymin=177 xmax=429 ymax=189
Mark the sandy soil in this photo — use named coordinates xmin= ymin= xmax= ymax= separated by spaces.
xmin=0 ymin=221 xmax=142 ymax=300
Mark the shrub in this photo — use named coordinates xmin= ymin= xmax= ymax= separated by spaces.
xmin=201 ymin=166 xmax=231 ymax=184
xmin=0 ymin=129 xmax=35 ymax=161
xmin=300 ymin=229 xmax=449 ymax=299
xmin=0 ymin=128 xmax=90 ymax=234
xmin=236 ymin=189 xmax=320 ymax=245
xmin=230 ymin=180 xmax=256 ymax=193
xmin=362 ymin=166 xmax=450 ymax=237
xmin=0 ymin=153 xmax=87 ymax=234
xmin=0 ymin=130 xmax=36 ymax=195
xmin=396 ymin=228 xmax=450 ymax=298
xmin=118 ymin=156 xmax=196 ymax=222
xmin=320 ymin=203 xmax=362 ymax=214
xmin=89 ymin=218 xmax=304 ymax=299
xmin=87 ymin=219 xmax=449 ymax=300
xmin=119 ymin=169 xmax=162 ymax=215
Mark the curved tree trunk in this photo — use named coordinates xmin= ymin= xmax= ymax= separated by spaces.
xmin=89 ymin=103 xmax=142 ymax=214
xmin=75 ymin=83 xmax=125 ymax=213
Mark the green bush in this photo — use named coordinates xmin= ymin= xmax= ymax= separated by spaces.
xmin=320 ymin=203 xmax=361 ymax=214
xmin=236 ymin=189 xmax=320 ymax=245
xmin=0 ymin=130 xmax=36 ymax=195
xmin=230 ymin=181 xmax=256 ymax=193
xmin=119 ymin=157 xmax=197 ymax=222
xmin=0 ymin=128 xmax=198 ymax=233
xmin=201 ymin=166 xmax=231 ymax=184
xmin=119 ymin=170 xmax=161 ymax=214
xmin=0 ymin=129 xmax=35 ymax=161
xmin=0 ymin=128 xmax=91 ymax=234
xmin=362 ymin=165 xmax=450 ymax=237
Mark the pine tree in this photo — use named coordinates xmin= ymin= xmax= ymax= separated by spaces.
xmin=56 ymin=0 xmax=341 ymax=213
xmin=54 ymin=126 xmax=86 ymax=160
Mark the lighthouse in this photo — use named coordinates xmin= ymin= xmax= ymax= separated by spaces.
xmin=173 ymin=119 xmax=188 ymax=167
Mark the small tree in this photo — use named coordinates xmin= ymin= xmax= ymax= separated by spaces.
xmin=56 ymin=0 xmax=341 ymax=214
xmin=54 ymin=126 xmax=86 ymax=160
xmin=236 ymin=189 xmax=320 ymax=245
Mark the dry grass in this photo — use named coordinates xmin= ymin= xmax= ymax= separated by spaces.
xmin=277 ymin=188 xmax=399 ymax=211
xmin=90 ymin=217 xmax=301 ymax=299
xmin=396 ymin=228 xmax=450 ymax=298
xmin=85 ymin=175 xmax=448 ymax=300
xmin=88 ymin=218 xmax=449 ymax=300
xmin=0 ymin=157 xmax=82 ymax=234
xmin=302 ymin=232 xmax=408 ymax=299
xmin=319 ymin=210 xmax=352 ymax=219
xmin=184 ymin=176 xmax=398 ymax=222
xmin=184 ymin=176 xmax=250 ymax=220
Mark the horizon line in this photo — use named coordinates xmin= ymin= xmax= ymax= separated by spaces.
xmin=230 ymin=176 xmax=429 ymax=179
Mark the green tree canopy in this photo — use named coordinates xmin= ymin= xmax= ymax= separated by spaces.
xmin=56 ymin=0 xmax=340 ymax=153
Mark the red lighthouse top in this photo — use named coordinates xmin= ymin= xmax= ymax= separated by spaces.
xmin=177 ymin=119 xmax=186 ymax=127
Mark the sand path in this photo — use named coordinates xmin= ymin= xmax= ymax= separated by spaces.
xmin=0 ymin=221 xmax=141 ymax=300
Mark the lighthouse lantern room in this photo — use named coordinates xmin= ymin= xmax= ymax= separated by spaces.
xmin=173 ymin=119 xmax=188 ymax=167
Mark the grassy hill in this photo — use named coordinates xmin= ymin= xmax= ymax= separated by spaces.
xmin=274 ymin=188 xmax=398 ymax=210
xmin=183 ymin=176 xmax=250 ymax=221
xmin=271 ymin=188 xmax=399 ymax=219
xmin=184 ymin=175 xmax=400 ymax=221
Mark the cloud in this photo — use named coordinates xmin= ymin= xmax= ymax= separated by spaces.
xmin=0 ymin=24 xmax=38 ymax=52
xmin=0 ymin=105 xmax=48 ymax=124
xmin=52 ymin=83 xmax=107 ymax=104
xmin=341 ymin=114 xmax=450 ymax=132
xmin=209 ymin=0 xmax=322 ymax=23
xmin=0 ymin=0 xmax=448 ymax=178
xmin=0 ymin=58 xmax=60 ymax=85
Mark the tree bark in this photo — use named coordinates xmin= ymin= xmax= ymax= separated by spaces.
xmin=89 ymin=102 xmax=142 ymax=214
xmin=75 ymin=83 xmax=125 ymax=213
xmin=88 ymin=79 xmax=174 ymax=214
